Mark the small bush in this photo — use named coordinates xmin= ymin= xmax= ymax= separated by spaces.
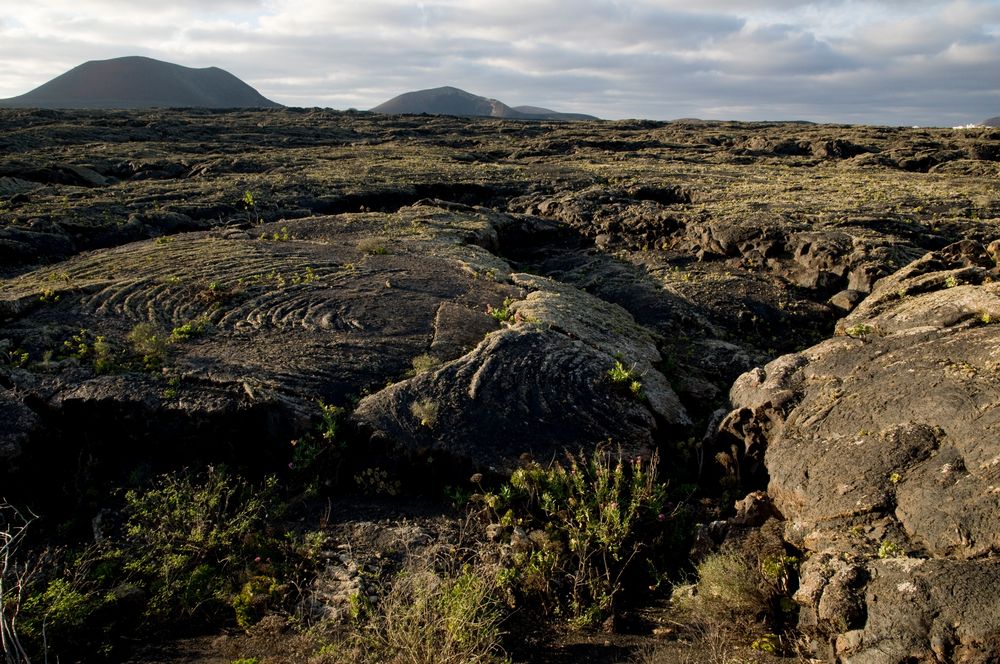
xmin=354 ymin=467 xmax=401 ymax=497
xmin=1 ymin=503 xmax=37 ymax=663
xmin=127 ymin=322 xmax=168 ymax=370
xmin=878 ymin=539 xmax=904 ymax=559
xmin=607 ymin=360 xmax=644 ymax=398
xmin=0 ymin=340 xmax=29 ymax=368
xmin=232 ymin=575 xmax=287 ymax=631
xmin=409 ymin=353 xmax=441 ymax=376
xmin=486 ymin=298 xmax=519 ymax=324
xmin=242 ymin=190 xmax=260 ymax=225
xmin=676 ymin=552 xmax=766 ymax=625
xmin=357 ymin=237 xmax=388 ymax=255
xmin=270 ymin=227 xmax=291 ymax=242
xmin=375 ymin=568 xmax=505 ymax=664
xmin=482 ymin=447 xmax=668 ymax=624
xmin=410 ymin=398 xmax=439 ymax=427
xmin=122 ymin=469 xmax=276 ymax=620
xmin=12 ymin=543 xmax=132 ymax=660
xmin=62 ymin=329 xmax=116 ymax=373
xmin=170 ymin=318 xmax=209 ymax=343
xmin=844 ymin=323 xmax=874 ymax=340
xmin=289 ymin=401 xmax=346 ymax=477
xmin=672 ymin=547 xmax=800 ymax=645
xmin=327 ymin=561 xmax=507 ymax=664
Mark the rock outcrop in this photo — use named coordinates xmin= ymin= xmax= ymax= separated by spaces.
xmin=353 ymin=272 xmax=688 ymax=471
xmin=719 ymin=241 xmax=1000 ymax=662
xmin=0 ymin=203 xmax=686 ymax=496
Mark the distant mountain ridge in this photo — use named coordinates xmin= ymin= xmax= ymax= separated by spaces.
xmin=0 ymin=56 xmax=281 ymax=109
xmin=371 ymin=86 xmax=597 ymax=121
xmin=984 ymin=116 xmax=1000 ymax=127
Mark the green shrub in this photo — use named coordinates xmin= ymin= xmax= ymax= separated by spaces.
xmin=169 ymin=318 xmax=209 ymax=343
xmin=289 ymin=401 xmax=346 ymax=477
xmin=354 ymin=467 xmax=401 ymax=497
xmin=486 ymin=297 xmax=518 ymax=324
xmin=122 ymin=469 xmax=276 ymax=620
xmin=409 ymin=353 xmax=442 ymax=376
xmin=844 ymin=323 xmax=874 ymax=339
xmin=127 ymin=322 xmax=168 ymax=370
xmin=357 ymin=237 xmax=388 ymax=255
xmin=62 ymin=328 xmax=117 ymax=373
xmin=232 ymin=575 xmax=287 ymax=631
xmin=482 ymin=447 xmax=667 ymax=624
xmin=8 ymin=471 xmax=328 ymax=659
xmin=0 ymin=341 xmax=29 ymax=368
xmin=681 ymin=552 xmax=765 ymax=623
xmin=410 ymin=398 xmax=439 ymax=427
xmin=607 ymin=360 xmax=644 ymax=398
xmin=12 ymin=544 xmax=133 ymax=660
xmin=19 ymin=576 xmax=115 ymax=649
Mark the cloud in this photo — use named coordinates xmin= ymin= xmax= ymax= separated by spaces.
xmin=0 ymin=0 xmax=997 ymax=125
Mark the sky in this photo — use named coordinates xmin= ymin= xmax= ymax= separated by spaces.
xmin=0 ymin=0 xmax=998 ymax=126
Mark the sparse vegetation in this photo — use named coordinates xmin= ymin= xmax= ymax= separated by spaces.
xmin=357 ymin=237 xmax=389 ymax=255
xmin=315 ymin=559 xmax=507 ymax=664
xmin=0 ymin=341 xmax=29 ymax=368
xmin=844 ymin=323 xmax=875 ymax=340
xmin=3 ymin=107 xmax=999 ymax=664
xmin=62 ymin=328 xmax=116 ymax=373
xmin=38 ymin=288 xmax=60 ymax=304
xmin=2 ymin=468 xmax=325 ymax=661
xmin=289 ymin=401 xmax=347 ymax=477
xmin=480 ymin=447 xmax=670 ymax=625
xmin=486 ymin=297 xmax=518 ymax=324
xmin=128 ymin=322 xmax=169 ymax=370
xmin=670 ymin=547 xmax=800 ymax=653
xmin=410 ymin=398 xmax=439 ymax=427
xmin=354 ymin=467 xmax=401 ymax=497
xmin=374 ymin=566 xmax=505 ymax=664
xmin=122 ymin=469 xmax=278 ymax=621
xmin=608 ymin=359 xmax=644 ymax=398
xmin=409 ymin=353 xmax=442 ymax=375
xmin=878 ymin=540 xmax=905 ymax=559
xmin=170 ymin=318 xmax=209 ymax=343
xmin=1 ymin=503 xmax=36 ymax=664
xmin=242 ymin=191 xmax=261 ymax=225
xmin=674 ymin=552 xmax=767 ymax=626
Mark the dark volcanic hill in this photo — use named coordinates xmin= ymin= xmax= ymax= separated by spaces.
xmin=371 ymin=86 xmax=597 ymax=121
xmin=984 ymin=115 xmax=1000 ymax=127
xmin=510 ymin=104 xmax=598 ymax=122
xmin=0 ymin=56 xmax=282 ymax=109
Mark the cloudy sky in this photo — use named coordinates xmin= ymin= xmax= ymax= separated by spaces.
xmin=0 ymin=0 xmax=997 ymax=125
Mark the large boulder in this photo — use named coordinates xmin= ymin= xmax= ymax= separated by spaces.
xmin=352 ymin=273 xmax=689 ymax=471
